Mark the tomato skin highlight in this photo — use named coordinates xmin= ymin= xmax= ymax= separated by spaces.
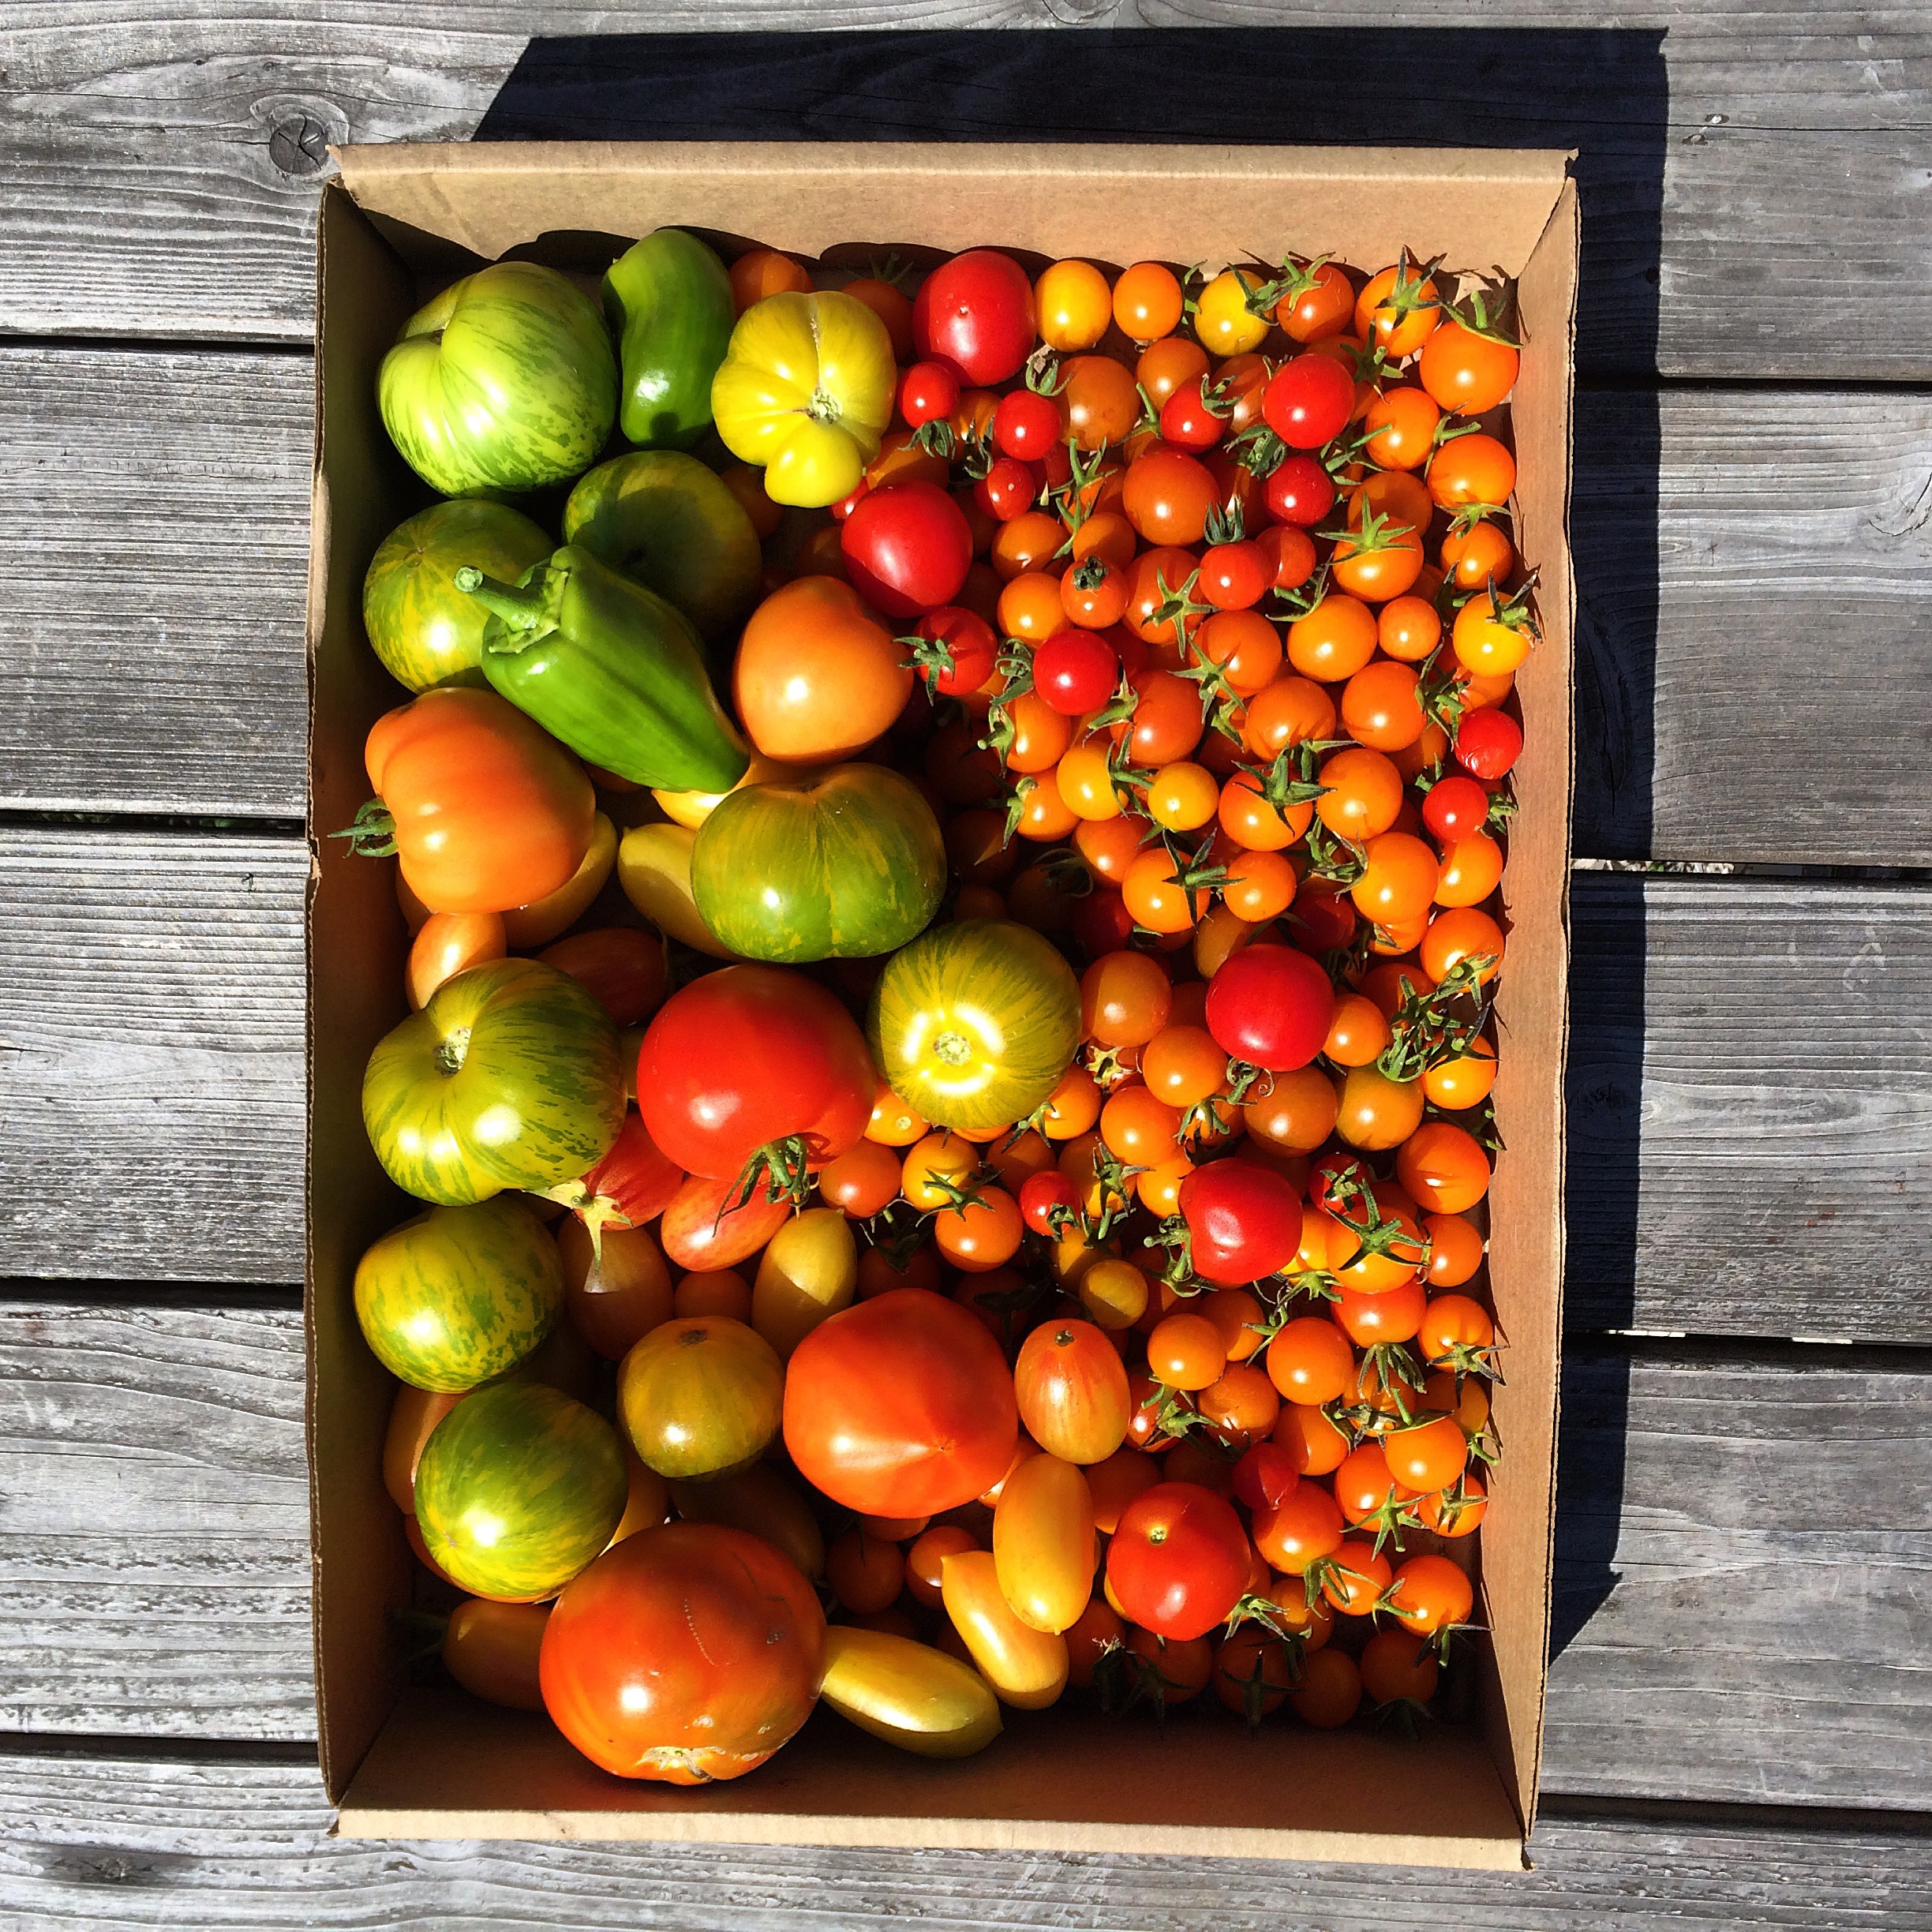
xmin=783 ymin=1289 xmax=1020 ymax=1516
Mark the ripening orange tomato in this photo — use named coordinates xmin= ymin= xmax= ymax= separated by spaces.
xmin=1286 ymin=594 xmax=1378 ymax=683
xmin=1114 ymin=261 xmax=1185 ymax=343
xmin=998 ymin=571 xmax=1068 ymax=642
xmin=1363 ymin=387 xmax=1442 ymax=470
xmin=1074 ymin=814 xmax=1145 ymax=882
xmin=1145 ymin=761 xmax=1220 ymax=832
xmin=1081 ymin=949 xmax=1172 ymax=1047
xmin=1058 ymin=742 xmax=1123 ymax=822
xmin=1451 ymin=591 xmax=1536 ymax=677
xmin=1423 ymin=1211 xmax=1485 ymax=1289
xmin=993 ymin=1451 xmax=1099 ymax=1634
xmin=1351 ymin=831 xmax=1441 ymax=927
xmin=1377 ymin=594 xmax=1442 ymax=664
xmin=1419 ymin=317 xmax=1520 ymax=415
xmin=1333 ymin=1065 xmax=1426 ymax=1152
xmin=1035 ymin=259 xmax=1114 ymax=352
xmin=1421 ymin=907 xmax=1506 ymax=984
xmin=1314 ymin=747 xmax=1404 ymax=840
xmin=1441 ymin=518 xmax=1515 ymax=591
xmin=1425 ymin=1037 xmax=1498 ymax=1111
xmin=1004 ymin=691 xmax=1077 ymax=775
xmin=1217 ymin=766 xmax=1310 ymax=852
xmin=1100 ymin=1084 xmax=1183 ymax=1168
xmin=1354 ymin=259 xmax=1442 ymax=358
xmin=1331 ymin=513 xmax=1425 ymax=604
xmin=729 ymin=248 xmax=812 ymax=310
xmin=1243 ymin=1065 xmax=1339 ymax=1155
xmin=1136 ymin=334 xmax=1210 ymax=406
xmin=990 ymin=511 xmax=1067 ymax=582
xmin=1395 ymin=1120 xmax=1492 ymax=1214
xmin=1193 ymin=608 xmax=1282 ymax=697
xmin=1435 ymin=833 xmax=1505 ymax=908
xmin=1426 ymin=433 xmax=1516 ymax=511
xmin=1062 ymin=355 xmax=1142 ymax=451
xmin=1039 ymin=1064 xmax=1104 ymax=1140
xmin=1340 ymin=660 xmax=1425 ymax=751
xmin=1324 ymin=991 xmax=1391 ymax=1068
xmin=1222 ymin=849 xmax=1297 ymax=923
xmin=1122 ymin=847 xmax=1208 ymax=935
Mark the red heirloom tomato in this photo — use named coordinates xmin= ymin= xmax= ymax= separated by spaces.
xmin=839 ymin=481 xmax=974 ymax=618
xmin=1178 ymin=1159 xmax=1305 ymax=1285
xmin=638 ymin=966 xmax=876 ymax=1188
xmin=540 ymin=1522 xmax=825 ymax=1784
xmin=783 ymin=1288 xmax=1020 ymax=1515
xmin=914 ymin=249 xmax=1038 ymax=387
xmin=1106 ymin=1481 xmax=1251 ymax=1640
xmin=549 ymin=1110 xmax=683 ymax=1244
xmin=1204 ymin=943 xmax=1335 ymax=1071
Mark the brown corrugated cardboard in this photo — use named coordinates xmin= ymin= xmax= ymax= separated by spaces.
xmin=308 ymin=142 xmax=1576 ymax=1865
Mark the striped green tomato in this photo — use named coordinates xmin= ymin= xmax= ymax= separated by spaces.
xmin=354 ymin=1197 xmax=563 ymax=1392
xmin=867 ymin=919 xmax=1081 ymax=1133
xmin=362 ymin=500 xmax=553 ymax=692
xmin=362 ymin=957 xmax=624 ymax=1206
xmin=691 ymin=764 xmax=945 ymax=963
xmin=378 ymin=261 xmax=619 ymax=498
xmin=415 ymin=1382 xmax=627 ymax=1601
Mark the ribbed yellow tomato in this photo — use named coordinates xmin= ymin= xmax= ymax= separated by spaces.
xmin=710 ymin=291 xmax=895 ymax=507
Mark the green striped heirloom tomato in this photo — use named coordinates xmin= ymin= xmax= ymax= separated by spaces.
xmin=414 ymin=1381 xmax=627 ymax=1601
xmin=562 ymin=450 xmax=762 ymax=644
xmin=362 ymin=957 xmax=625 ymax=1205
xmin=361 ymin=500 xmax=553 ymax=692
xmin=601 ymin=228 xmax=737 ymax=451
xmin=691 ymin=764 xmax=945 ymax=963
xmin=379 ymin=261 xmax=619 ymax=498
xmin=354 ymin=1196 xmax=563 ymax=1391
xmin=867 ymin=919 xmax=1081 ymax=1132
xmin=617 ymin=1315 xmax=784 ymax=1480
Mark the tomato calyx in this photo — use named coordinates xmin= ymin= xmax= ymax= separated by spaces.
xmin=1088 ymin=667 xmax=1142 ymax=734
xmin=1376 ymin=955 xmax=1495 ymax=1084
xmin=724 ymin=1133 xmax=819 ymax=1215
xmin=1440 ymin=279 xmax=1521 ymax=349
xmin=1417 ymin=645 xmax=1473 ymax=738
xmin=909 ymin=416 xmax=957 ymax=458
xmin=332 ymin=796 xmax=399 ymax=858
xmin=1302 ymin=818 xmax=1367 ymax=888
xmin=1091 ymin=1636 xmax=1187 ymax=1724
xmin=1319 ymin=498 xmax=1415 ymax=563
xmin=1048 ymin=440 xmax=1114 ymax=539
xmin=1246 ymin=249 xmax=1334 ymax=319
xmin=1370 ymin=248 xmax=1447 ymax=335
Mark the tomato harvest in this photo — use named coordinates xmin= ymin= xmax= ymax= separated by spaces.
xmin=352 ymin=227 xmax=1524 ymax=1785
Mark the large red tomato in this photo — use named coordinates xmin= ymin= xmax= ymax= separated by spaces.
xmin=1105 ymin=1481 xmax=1251 ymax=1640
xmin=783 ymin=1288 xmax=1018 ymax=1515
xmin=1204 ymin=943 xmax=1335 ymax=1071
xmin=913 ymin=250 xmax=1037 ymax=386
xmin=839 ymin=481 xmax=973 ymax=618
xmin=539 ymin=1522 xmax=825 ymax=1783
xmin=1178 ymin=1159 xmax=1305 ymax=1285
xmin=638 ymin=965 xmax=876 ymax=1191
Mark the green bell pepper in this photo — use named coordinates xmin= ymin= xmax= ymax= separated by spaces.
xmin=602 ymin=229 xmax=736 ymax=451
xmin=457 ymin=545 xmax=749 ymax=794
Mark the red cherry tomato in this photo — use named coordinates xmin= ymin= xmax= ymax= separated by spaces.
xmin=913 ymin=249 xmax=1038 ymax=387
xmin=898 ymin=361 xmax=960 ymax=429
xmin=1018 ymin=1168 xmax=1080 ymax=1236
xmin=1178 ymin=1159 xmax=1305 ymax=1285
xmin=840 ymin=481 xmax=974 ymax=619
xmin=1262 ymin=454 xmax=1337 ymax=529
xmin=1262 ymin=354 xmax=1356 ymax=451
xmin=1204 ymin=943 xmax=1336 ymax=1072
xmin=1233 ymin=1440 xmax=1301 ymax=1511
xmin=908 ymin=605 xmax=999 ymax=698
xmin=1033 ymin=627 xmax=1121 ymax=716
xmin=1455 ymin=706 xmax=1523 ymax=779
xmin=994 ymin=388 xmax=1064 ymax=461
xmin=1421 ymin=773 xmax=1492 ymax=842
xmin=975 ymin=455 xmax=1039 ymax=522
xmin=1106 ymin=1481 xmax=1252 ymax=1640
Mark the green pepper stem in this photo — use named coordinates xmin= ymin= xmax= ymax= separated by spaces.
xmin=455 ymin=566 xmax=548 ymax=631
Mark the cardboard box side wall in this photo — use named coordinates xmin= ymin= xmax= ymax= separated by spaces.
xmin=308 ymin=144 xmax=1575 ymax=1863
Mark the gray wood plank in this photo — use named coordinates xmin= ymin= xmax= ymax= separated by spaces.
xmin=2 ymin=1751 xmax=1929 ymax=1930
xmin=0 ymin=831 xmax=307 ymax=1284
xmin=5 ymin=345 xmax=1930 ymax=863
xmin=6 ymin=828 xmax=1930 ymax=1340
xmin=0 ymin=346 xmax=312 ymax=819
xmin=1564 ymin=878 xmax=1932 ymax=1339
xmin=3 ymin=1296 xmax=1927 ymax=1811
xmin=1 ymin=6 xmax=1929 ymax=380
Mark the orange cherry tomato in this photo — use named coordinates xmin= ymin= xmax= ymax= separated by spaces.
xmin=1113 ymin=262 xmax=1186 ymax=343
xmin=1081 ymin=949 xmax=1172 ymax=1047
xmin=1240 ymin=675 xmax=1335 ymax=759
xmin=1324 ymin=991 xmax=1391 ymax=1067
xmin=729 ymin=248 xmax=812 ymax=311
xmin=990 ymin=510 xmax=1066 ymax=582
xmin=1426 ymin=433 xmax=1516 ymax=511
xmin=1136 ymin=335 xmax=1210 ymax=406
xmin=1421 ymin=906 xmax=1506 ymax=984
xmin=1420 ymin=317 xmax=1520 ymax=415
xmin=1354 ymin=259 xmax=1441 ymax=359
xmin=998 ymin=571 xmax=1069 ymax=642
xmin=1339 ymin=661 xmax=1425 ymax=752
xmin=1039 ymin=1064 xmax=1104 ymax=1140
xmin=1035 ymin=259 xmax=1114 ymax=353
xmin=406 ymin=910 xmax=507 ymax=1009
xmin=1395 ymin=1120 xmax=1492 ymax=1213
xmin=1314 ymin=746 xmax=1403 ymax=840
xmin=1193 ymin=608 xmax=1282 ymax=696
xmin=1285 ymin=594 xmax=1377 ymax=683
xmin=1377 ymin=594 xmax=1442 ymax=664
xmin=1364 ymin=386 xmax=1441 ymax=470
xmin=1122 ymin=848 xmax=1208 ymax=935
xmin=1061 ymin=354 xmax=1141 ymax=449
xmin=1222 ymin=849 xmax=1297 ymax=923
xmin=1145 ymin=761 xmax=1220 ymax=833
xmin=1004 ymin=690 xmax=1077 ymax=775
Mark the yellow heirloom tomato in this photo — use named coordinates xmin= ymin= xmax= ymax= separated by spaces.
xmin=710 ymin=290 xmax=896 ymax=508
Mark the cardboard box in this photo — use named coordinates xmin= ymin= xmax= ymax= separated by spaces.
xmin=307 ymin=142 xmax=1576 ymax=1866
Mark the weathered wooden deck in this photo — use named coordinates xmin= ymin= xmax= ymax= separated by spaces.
xmin=2 ymin=6 xmax=1929 ymax=1923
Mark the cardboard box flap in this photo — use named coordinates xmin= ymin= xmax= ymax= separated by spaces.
xmin=334 ymin=140 xmax=1572 ymax=283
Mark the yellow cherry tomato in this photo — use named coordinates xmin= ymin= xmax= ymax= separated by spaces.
xmin=993 ymin=1453 xmax=1098 ymax=1634
xmin=940 ymin=1549 xmax=1070 ymax=1707
xmin=711 ymin=290 xmax=896 ymax=507
xmin=1035 ymin=260 xmax=1114 ymax=352
xmin=818 ymin=1625 xmax=1002 ymax=1758
xmin=1145 ymin=761 xmax=1220 ymax=832
xmin=1451 ymin=590 xmax=1537 ymax=676
xmin=1193 ymin=268 xmax=1271 ymax=357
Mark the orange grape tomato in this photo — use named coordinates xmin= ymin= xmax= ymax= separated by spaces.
xmin=1113 ymin=261 xmax=1186 ymax=343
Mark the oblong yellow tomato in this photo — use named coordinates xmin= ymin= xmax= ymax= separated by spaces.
xmin=441 ymin=1598 xmax=550 ymax=1711
xmin=751 ymin=1207 xmax=857 ymax=1359
xmin=616 ymin=822 xmax=737 ymax=958
xmin=501 ymin=812 xmax=616 ymax=949
xmin=711 ymin=291 xmax=896 ymax=507
xmin=652 ymin=752 xmax=807 ymax=831
xmin=940 ymin=1548 xmax=1069 ymax=1709
xmin=993 ymin=1453 xmax=1097 ymax=1634
xmin=867 ymin=919 xmax=1081 ymax=1133
xmin=818 ymin=1625 xmax=1002 ymax=1758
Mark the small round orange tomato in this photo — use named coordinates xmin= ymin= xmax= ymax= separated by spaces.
xmin=1197 ymin=1362 xmax=1280 ymax=1443
xmin=1424 ymin=1037 xmax=1498 ymax=1111
xmin=1314 ymin=746 xmax=1403 ymax=840
xmin=1140 ymin=1024 xmax=1226 ymax=1110
xmin=1351 ymin=831 xmax=1440 ymax=927
xmin=1324 ymin=991 xmax=1391 ymax=1068
xmin=1363 ymin=386 xmax=1441 ymax=470
xmin=1377 ymin=594 xmax=1441 ymax=664
xmin=1419 ymin=317 xmax=1519 ymax=415
xmin=997 ymin=571 xmax=1069 ymax=643
xmin=1354 ymin=259 xmax=1441 ymax=358
xmin=1383 ymin=1413 xmax=1470 ymax=1496
xmin=1004 ymin=691 xmax=1076 ymax=776
xmin=1285 ymin=594 xmax=1377 ymax=683
xmin=1134 ymin=1155 xmax=1194 ymax=1220
xmin=1113 ymin=262 xmax=1185 ymax=343
xmin=1145 ymin=761 xmax=1219 ymax=832
xmin=1146 ymin=1312 xmax=1227 ymax=1392
xmin=1080 ymin=1256 xmax=1152 ymax=1329
xmin=826 ymin=1526 xmax=907 ymax=1614
xmin=1423 ymin=1211 xmax=1485 ymax=1289
xmin=1441 ymin=518 xmax=1515 ymax=591
xmin=1074 ymin=814 xmax=1145 ymax=881
xmin=1069 ymin=507 xmax=1137 ymax=569
xmin=1451 ymin=592 xmax=1536 ymax=677
xmin=1216 ymin=766 xmax=1310 ymax=852
xmin=1421 ymin=907 xmax=1506 ymax=984
xmin=866 ymin=1081 xmax=929 ymax=1148
xmin=817 ymin=1138 xmax=905 ymax=1219
xmin=1039 ymin=1064 xmax=1104 ymax=1140
xmin=728 ymin=248 xmax=812 ymax=310
xmin=1339 ymin=660 xmax=1425 ymax=751
xmin=934 ymin=1186 xmax=1025 ymax=1271
xmin=1242 ymin=1065 xmax=1339 ymax=1155
xmin=1057 ymin=742 xmax=1123 ymax=822
xmin=1384 ymin=1553 xmax=1474 ymax=1637
xmin=1114 ymin=667 xmax=1204 ymax=763
xmin=1241 ymin=676 xmax=1336 ymax=759
xmin=1222 ymin=849 xmax=1297 ymax=923
xmin=1080 ymin=949 xmax=1172 ymax=1048
xmin=1121 ymin=848 xmax=1208 ymax=935
xmin=406 ymin=910 xmax=507 ymax=1009
xmin=1413 ymin=1473 xmax=1488 ymax=1538
xmin=1036 ymin=259 xmax=1114 ymax=352
xmin=1193 ymin=609 xmax=1282 ymax=697
xmin=1123 ymin=447 xmax=1216 ymax=547
xmin=1331 ymin=515 xmax=1425 ymax=605
xmin=1333 ymin=1065 xmax=1426 ymax=1152
xmin=1396 ymin=1120 xmax=1492 ymax=1214
xmin=1426 ymin=433 xmax=1516 ymax=511
xmin=1062 ymin=354 xmax=1142 ymax=450
xmin=1136 ymin=333 xmax=1210 ymax=406
xmin=1014 ymin=777 xmax=1079 ymax=843
xmin=1435 ymin=832 xmax=1505 ymax=908
xmin=1100 ymin=1085 xmax=1183 ymax=1168
xmin=899 ymin=1129 xmax=983 ymax=1211
xmin=1061 ymin=556 xmax=1129 ymax=630
xmin=1267 ymin=256 xmax=1351 ymax=342
xmin=990 ymin=510 xmax=1066 ymax=582
xmin=1273 ymin=1399 xmax=1350 ymax=1477
xmin=1288 ymin=1645 xmax=1362 ymax=1728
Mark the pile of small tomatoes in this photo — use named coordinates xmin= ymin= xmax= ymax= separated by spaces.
xmin=361 ymin=236 xmax=1525 ymax=1782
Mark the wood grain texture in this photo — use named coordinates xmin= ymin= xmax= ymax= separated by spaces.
xmin=5 ymin=346 xmax=1929 ymax=863
xmin=0 ymin=346 xmax=312 ymax=818
xmin=0 ymin=5 xmax=1928 ymax=378
xmin=3 ymin=1297 xmax=1927 ymax=1811
xmin=0 ymin=831 xmax=307 ymax=1284
xmin=1564 ymin=878 xmax=1932 ymax=1339
xmin=2 ymin=1753 xmax=1930 ymax=1931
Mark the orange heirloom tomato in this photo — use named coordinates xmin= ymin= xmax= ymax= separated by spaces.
xmin=360 ymin=687 xmax=596 ymax=915
xmin=993 ymin=1453 xmax=1098 ymax=1634
xmin=1015 ymin=1318 xmax=1132 ymax=1464
xmin=734 ymin=577 xmax=911 ymax=762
